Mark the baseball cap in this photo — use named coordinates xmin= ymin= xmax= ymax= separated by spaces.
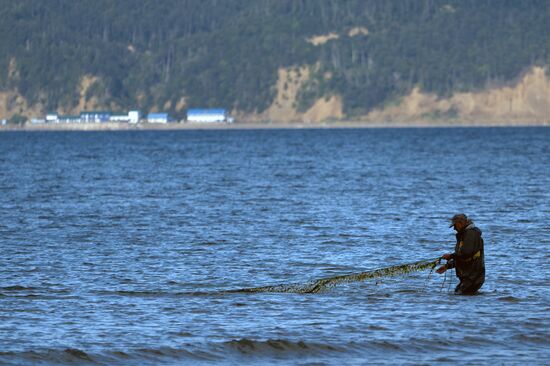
xmin=449 ymin=213 xmax=468 ymax=227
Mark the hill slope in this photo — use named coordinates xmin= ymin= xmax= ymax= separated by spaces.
xmin=1 ymin=0 xmax=549 ymax=122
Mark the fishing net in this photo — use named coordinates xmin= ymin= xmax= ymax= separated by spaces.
xmin=229 ymin=257 xmax=441 ymax=294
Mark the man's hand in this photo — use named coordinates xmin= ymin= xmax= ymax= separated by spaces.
xmin=436 ymin=265 xmax=447 ymax=274
xmin=441 ymin=253 xmax=453 ymax=260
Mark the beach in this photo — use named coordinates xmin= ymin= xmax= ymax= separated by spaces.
xmin=1 ymin=119 xmax=549 ymax=132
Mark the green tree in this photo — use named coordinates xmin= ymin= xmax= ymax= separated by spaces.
xmin=9 ymin=114 xmax=27 ymax=125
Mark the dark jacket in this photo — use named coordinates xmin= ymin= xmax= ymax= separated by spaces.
xmin=446 ymin=222 xmax=485 ymax=288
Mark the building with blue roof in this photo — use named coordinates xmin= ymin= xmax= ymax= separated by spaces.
xmin=187 ymin=109 xmax=229 ymax=123
xmin=147 ymin=113 xmax=170 ymax=123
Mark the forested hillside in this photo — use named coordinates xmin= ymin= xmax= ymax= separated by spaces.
xmin=1 ymin=0 xmax=549 ymax=121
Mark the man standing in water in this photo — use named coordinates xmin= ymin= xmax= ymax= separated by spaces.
xmin=437 ymin=214 xmax=485 ymax=294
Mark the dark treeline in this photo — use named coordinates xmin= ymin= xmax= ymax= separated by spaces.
xmin=1 ymin=0 xmax=549 ymax=117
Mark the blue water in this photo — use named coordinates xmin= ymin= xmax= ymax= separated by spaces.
xmin=0 ymin=127 xmax=549 ymax=365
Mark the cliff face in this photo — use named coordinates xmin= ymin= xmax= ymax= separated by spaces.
xmin=0 ymin=90 xmax=33 ymax=119
xmin=364 ymin=66 xmax=550 ymax=124
xmin=0 ymin=69 xmax=116 ymax=119
xmin=0 ymin=58 xmax=35 ymax=119
xmin=252 ymin=66 xmax=343 ymax=123
xmin=247 ymin=65 xmax=550 ymax=124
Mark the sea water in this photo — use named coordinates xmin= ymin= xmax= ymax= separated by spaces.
xmin=0 ymin=127 xmax=549 ymax=365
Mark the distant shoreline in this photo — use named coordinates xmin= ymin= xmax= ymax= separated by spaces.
xmin=0 ymin=120 xmax=548 ymax=132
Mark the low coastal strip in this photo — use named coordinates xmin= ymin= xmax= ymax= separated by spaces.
xmin=1 ymin=120 xmax=549 ymax=132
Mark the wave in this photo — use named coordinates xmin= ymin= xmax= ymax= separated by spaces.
xmin=218 ymin=338 xmax=348 ymax=355
xmin=1 ymin=285 xmax=38 ymax=291
xmin=0 ymin=347 xmax=214 ymax=366
xmin=91 ymin=289 xmax=219 ymax=298
xmin=0 ymin=340 xmax=350 ymax=366
xmin=0 ymin=349 xmax=97 ymax=365
xmin=93 ymin=290 xmax=172 ymax=297
xmin=497 ymin=295 xmax=522 ymax=303
xmin=0 ymin=335 xmax=518 ymax=366
xmin=512 ymin=333 xmax=549 ymax=345
xmin=0 ymin=285 xmax=74 ymax=299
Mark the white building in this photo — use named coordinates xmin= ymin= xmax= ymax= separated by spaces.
xmin=46 ymin=113 xmax=58 ymax=123
xmin=129 ymin=110 xmax=140 ymax=123
xmin=109 ymin=110 xmax=141 ymax=123
xmin=110 ymin=114 xmax=130 ymax=122
xmin=187 ymin=109 xmax=229 ymax=123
